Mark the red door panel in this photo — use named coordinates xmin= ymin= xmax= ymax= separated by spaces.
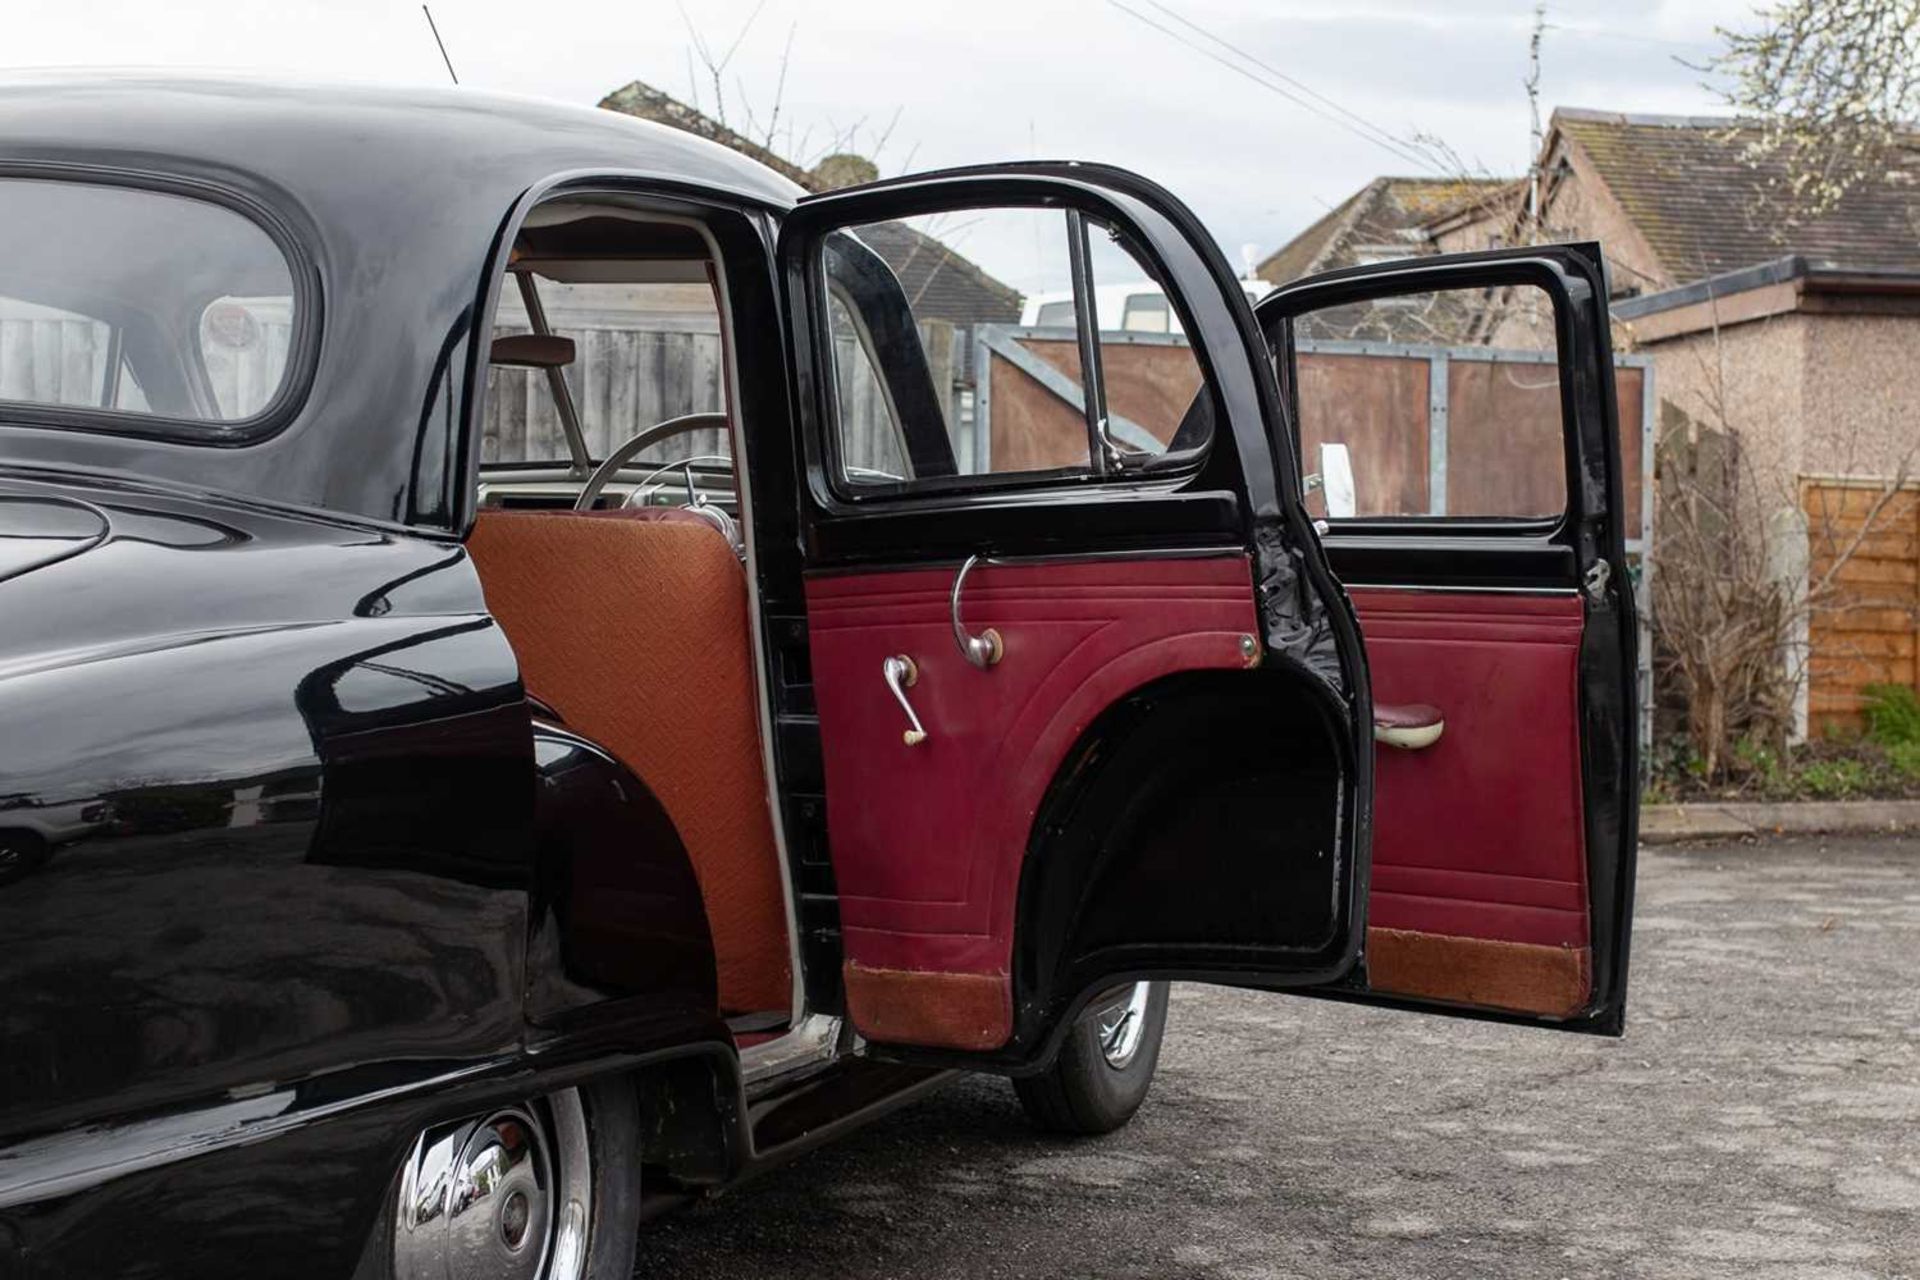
xmin=806 ymin=554 xmax=1260 ymax=1050
xmin=1351 ymin=588 xmax=1593 ymax=1016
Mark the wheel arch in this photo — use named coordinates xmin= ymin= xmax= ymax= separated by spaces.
xmin=1007 ymin=663 xmax=1362 ymax=1059
xmin=523 ymin=721 xmax=720 ymax=1027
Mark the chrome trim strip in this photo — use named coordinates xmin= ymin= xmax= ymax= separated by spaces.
xmin=0 ymin=1061 xmax=500 ymax=1211
xmin=739 ymin=1014 xmax=843 ymax=1091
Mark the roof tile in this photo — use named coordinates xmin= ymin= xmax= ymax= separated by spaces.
xmin=1555 ymin=110 xmax=1920 ymax=281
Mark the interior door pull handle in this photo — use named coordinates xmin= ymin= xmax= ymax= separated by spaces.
xmin=1373 ymin=702 xmax=1445 ymax=750
xmin=883 ymin=655 xmax=928 ymax=746
xmin=950 ymin=555 xmax=1004 ymax=669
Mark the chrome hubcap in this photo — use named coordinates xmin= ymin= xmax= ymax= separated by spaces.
xmin=1092 ymin=981 xmax=1153 ymax=1070
xmin=394 ymin=1089 xmax=592 ymax=1280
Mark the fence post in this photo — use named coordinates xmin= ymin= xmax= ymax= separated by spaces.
xmin=1427 ymin=352 xmax=1449 ymax=516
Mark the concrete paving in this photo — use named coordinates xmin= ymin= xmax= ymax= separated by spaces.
xmin=634 ymin=835 xmax=1920 ymax=1279
xmin=1641 ymin=801 xmax=1920 ymax=843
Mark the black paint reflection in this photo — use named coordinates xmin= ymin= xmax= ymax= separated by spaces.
xmin=0 ymin=481 xmax=531 ymax=1143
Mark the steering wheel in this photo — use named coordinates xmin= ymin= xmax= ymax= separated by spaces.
xmin=627 ymin=454 xmax=733 ymax=507
xmin=572 ymin=412 xmax=731 ymax=512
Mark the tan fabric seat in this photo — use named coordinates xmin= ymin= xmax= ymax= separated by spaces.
xmin=468 ymin=509 xmax=791 ymax=1015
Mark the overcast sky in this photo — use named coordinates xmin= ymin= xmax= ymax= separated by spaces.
xmin=8 ymin=0 xmax=1757 ymax=280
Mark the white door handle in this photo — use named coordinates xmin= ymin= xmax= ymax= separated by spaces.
xmin=883 ymin=654 xmax=928 ymax=746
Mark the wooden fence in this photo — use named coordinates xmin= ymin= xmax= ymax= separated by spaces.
xmin=0 ymin=314 xmax=113 ymax=408
xmin=0 ymin=301 xmax=291 ymax=420
xmin=483 ymin=326 xmax=730 ymax=465
xmin=975 ymin=328 xmax=1651 ymax=543
xmin=1292 ymin=341 xmax=1647 ymax=528
xmin=483 ymin=319 xmax=970 ymax=474
xmin=0 ymin=306 xmax=1652 ymax=561
xmin=1802 ymin=479 xmax=1920 ymax=735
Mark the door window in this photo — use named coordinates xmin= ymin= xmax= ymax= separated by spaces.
xmin=820 ymin=205 xmax=1213 ymax=492
xmin=1286 ymin=282 xmax=1567 ymax=521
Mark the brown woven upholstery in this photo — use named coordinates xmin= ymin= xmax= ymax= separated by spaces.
xmin=468 ymin=509 xmax=790 ymax=1015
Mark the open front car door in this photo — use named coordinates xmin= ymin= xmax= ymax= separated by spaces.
xmin=1262 ymin=244 xmax=1639 ymax=1034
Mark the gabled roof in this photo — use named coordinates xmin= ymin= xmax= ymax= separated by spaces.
xmin=1551 ymin=108 xmax=1920 ymax=282
xmin=852 ymin=221 xmax=1023 ymax=327
xmin=600 ymin=80 xmax=819 ymax=191
xmin=1256 ymin=177 xmax=1516 ymax=284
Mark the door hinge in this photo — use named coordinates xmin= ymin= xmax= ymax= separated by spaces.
xmin=1583 ymin=559 xmax=1611 ymax=603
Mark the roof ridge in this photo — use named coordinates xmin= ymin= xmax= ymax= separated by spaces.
xmin=1302 ymin=178 xmax=1391 ymax=275
xmin=1373 ymin=174 xmax=1511 ymax=186
xmin=1553 ymin=106 xmax=1743 ymax=130
xmin=599 ymin=79 xmax=820 ymax=191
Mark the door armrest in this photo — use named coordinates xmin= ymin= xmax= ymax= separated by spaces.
xmin=1373 ymin=702 xmax=1444 ymax=750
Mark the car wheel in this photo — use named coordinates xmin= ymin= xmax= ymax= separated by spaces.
xmin=1014 ymin=980 xmax=1169 ymax=1136
xmin=384 ymin=1078 xmax=640 ymax=1280
xmin=0 ymin=831 xmax=49 ymax=886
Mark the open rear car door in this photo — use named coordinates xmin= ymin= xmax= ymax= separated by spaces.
xmin=1261 ymin=245 xmax=1639 ymax=1033
xmin=776 ymin=172 xmax=1635 ymax=1070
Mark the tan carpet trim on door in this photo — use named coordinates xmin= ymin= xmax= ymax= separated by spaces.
xmin=1367 ymin=927 xmax=1592 ymax=1018
xmin=843 ymin=962 xmax=1013 ymax=1051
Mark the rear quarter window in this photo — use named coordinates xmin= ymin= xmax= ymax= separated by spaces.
xmin=0 ymin=177 xmax=304 ymax=438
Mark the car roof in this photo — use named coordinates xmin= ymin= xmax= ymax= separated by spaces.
xmin=0 ymin=74 xmax=804 ymax=527
xmin=0 ymin=72 xmax=805 ymax=210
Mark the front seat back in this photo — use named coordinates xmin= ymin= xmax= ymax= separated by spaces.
xmin=468 ymin=509 xmax=792 ymax=1016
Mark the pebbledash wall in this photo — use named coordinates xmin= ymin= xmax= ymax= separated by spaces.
xmin=1615 ymin=271 xmax=1920 ymax=737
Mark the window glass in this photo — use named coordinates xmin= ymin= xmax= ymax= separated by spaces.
xmin=1290 ymin=282 xmax=1565 ymax=520
xmin=1120 ymin=292 xmax=1171 ymax=334
xmin=823 ymin=207 xmax=1213 ymax=490
xmin=114 ymin=362 xmax=149 ymax=413
xmin=483 ymin=275 xmax=729 ymax=466
xmin=1085 ymin=226 xmax=1209 ymax=461
xmin=827 ymin=289 xmax=909 ymax=480
xmin=1033 ymin=299 xmax=1076 ymax=328
xmin=200 ymin=296 xmax=294 ymax=419
xmin=0 ymin=179 xmax=298 ymax=427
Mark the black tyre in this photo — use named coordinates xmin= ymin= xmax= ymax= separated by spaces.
xmin=1014 ymin=980 xmax=1170 ymax=1135
xmin=0 ymin=830 xmax=49 ymax=887
xmin=376 ymin=1077 xmax=641 ymax=1280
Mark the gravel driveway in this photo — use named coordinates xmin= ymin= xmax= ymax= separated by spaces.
xmin=635 ymin=835 xmax=1920 ymax=1279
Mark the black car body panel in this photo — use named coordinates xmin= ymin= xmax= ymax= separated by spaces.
xmin=0 ymin=470 xmax=727 ymax=1271
xmin=0 ymin=74 xmax=1637 ymax=1275
xmin=0 ymin=73 xmax=800 ymax=529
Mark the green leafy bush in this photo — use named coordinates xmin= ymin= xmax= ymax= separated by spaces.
xmin=1798 ymin=758 xmax=1873 ymax=799
xmin=1862 ymin=683 xmax=1920 ymax=747
xmin=1888 ymin=739 xmax=1920 ymax=781
xmin=1733 ymin=736 xmax=1785 ymax=786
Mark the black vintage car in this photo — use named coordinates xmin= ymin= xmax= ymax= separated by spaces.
xmin=0 ymin=74 xmax=1638 ymax=1278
